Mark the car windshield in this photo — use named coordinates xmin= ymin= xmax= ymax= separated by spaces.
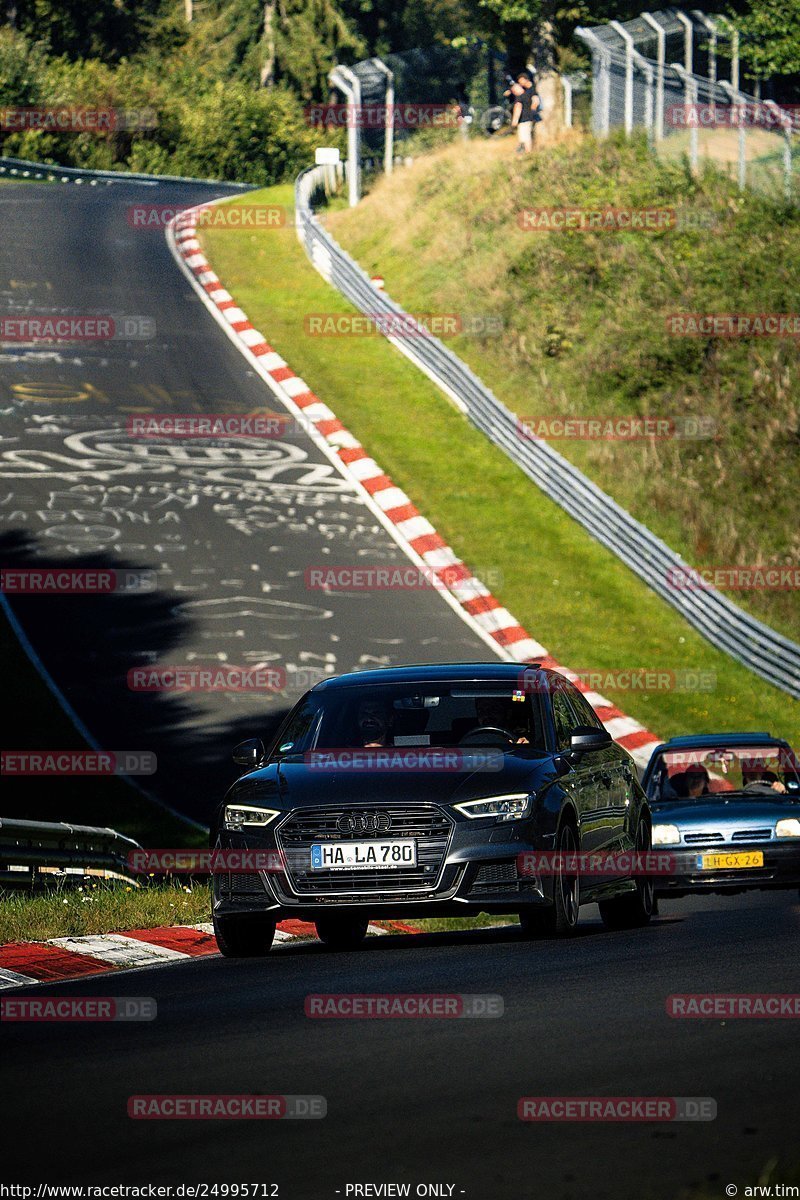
xmin=646 ymin=744 xmax=800 ymax=801
xmin=273 ymin=683 xmax=546 ymax=755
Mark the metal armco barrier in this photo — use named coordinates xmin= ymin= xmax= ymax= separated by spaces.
xmin=295 ymin=164 xmax=799 ymax=699
xmin=0 ymin=817 xmax=142 ymax=889
xmin=0 ymin=154 xmax=254 ymax=189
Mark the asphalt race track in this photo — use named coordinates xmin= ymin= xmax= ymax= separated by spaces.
xmin=0 ymin=179 xmax=489 ymax=823
xmin=2 ymin=892 xmax=799 ymax=1197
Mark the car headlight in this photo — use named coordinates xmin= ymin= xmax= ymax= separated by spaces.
xmin=774 ymin=818 xmax=800 ymax=839
xmin=652 ymin=823 xmax=681 ymax=846
xmin=223 ymin=804 xmax=280 ymax=830
xmin=454 ymin=794 xmax=532 ymax=822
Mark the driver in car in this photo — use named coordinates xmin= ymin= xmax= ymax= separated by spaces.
xmin=354 ymin=698 xmax=392 ymax=748
xmin=472 ymin=696 xmax=530 ymax=744
xmin=742 ymin=767 xmax=787 ymax=794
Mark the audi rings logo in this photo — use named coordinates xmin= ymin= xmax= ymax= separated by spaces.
xmin=337 ymin=811 xmax=392 ymax=835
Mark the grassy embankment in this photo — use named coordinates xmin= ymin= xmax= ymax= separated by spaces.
xmin=199 ymin=157 xmax=799 ymax=747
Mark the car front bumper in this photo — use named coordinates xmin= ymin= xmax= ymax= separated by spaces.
xmin=212 ymin=813 xmax=558 ymax=921
xmin=655 ymin=842 xmax=800 ymax=896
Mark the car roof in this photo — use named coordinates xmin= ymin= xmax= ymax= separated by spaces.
xmin=311 ymin=661 xmax=544 ymax=691
xmin=654 ymin=732 xmax=787 ymax=750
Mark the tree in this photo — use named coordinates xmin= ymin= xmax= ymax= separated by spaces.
xmin=731 ymin=0 xmax=800 ymax=76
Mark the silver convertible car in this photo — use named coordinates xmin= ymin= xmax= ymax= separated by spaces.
xmin=641 ymin=731 xmax=800 ymax=897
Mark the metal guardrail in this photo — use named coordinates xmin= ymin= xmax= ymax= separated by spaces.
xmin=0 ymin=817 xmax=142 ymax=889
xmin=0 ymin=155 xmax=254 ymax=189
xmin=295 ymin=164 xmax=800 ymax=699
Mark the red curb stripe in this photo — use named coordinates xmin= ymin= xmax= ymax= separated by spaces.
xmin=338 ymin=446 xmax=367 ymax=464
xmin=361 ymin=474 xmax=394 ymax=495
xmin=251 ymin=343 xmax=274 ymax=356
xmin=316 ymin=418 xmax=344 ymax=437
xmin=492 ymin=625 xmax=531 ymax=647
xmin=123 ymin=927 xmax=218 ymax=957
xmin=269 ymin=366 xmax=295 ymax=383
xmin=409 ymin=533 xmax=446 ymax=555
xmin=434 ymin=563 xmax=470 ymax=584
xmin=0 ymin=942 xmax=113 ymax=982
xmin=292 ymin=392 xmax=318 ymax=408
xmin=616 ymin=728 xmax=661 ymax=750
xmin=217 ymin=300 xmax=237 ymax=311
xmin=383 ymin=503 xmax=420 ymax=525
xmin=277 ymin=919 xmax=318 ymax=938
xmin=231 ymin=321 xmax=252 ymax=333
xmin=463 ymin=595 xmax=501 ymax=617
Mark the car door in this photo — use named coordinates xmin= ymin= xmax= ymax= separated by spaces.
xmin=550 ymin=683 xmax=604 ymax=854
xmin=562 ymin=682 xmax=624 ymax=854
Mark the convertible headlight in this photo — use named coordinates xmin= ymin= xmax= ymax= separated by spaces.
xmin=454 ymin=794 xmax=532 ymax=822
xmin=774 ymin=818 xmax=800 ymax=839
xmin=652 ymin=823 xmax=681 ymax=846
xmin=223 ymin=804 xmax=280 ymax=830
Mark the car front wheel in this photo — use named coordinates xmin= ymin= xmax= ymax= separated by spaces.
xmin=213 ymin=911 xmax=276 ymax=957
xmin=520 ymin=819 xmax=580 ymax=938
xmin=315 ymin=916 xmax=370 ymax=950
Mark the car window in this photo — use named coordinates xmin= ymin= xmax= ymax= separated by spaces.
xmin=563 ymin=682 xmax=605 ymax=731
xmin=551 ymin=690 xmax=575 ymax=751
xmin=272 ymin=683 xmax=547 ymax=752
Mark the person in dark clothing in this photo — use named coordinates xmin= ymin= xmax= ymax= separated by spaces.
xmin=510 ymin=72 xmax=540 ymax=153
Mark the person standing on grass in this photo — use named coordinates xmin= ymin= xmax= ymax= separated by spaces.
xmin=510 ymin=72 xmax=539 ymax=154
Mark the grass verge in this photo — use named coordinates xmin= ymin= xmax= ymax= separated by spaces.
xmin=199 ymin=186 xmax=799 ymax=746
xmin=0 ymin=882 xmax=211 ymax=944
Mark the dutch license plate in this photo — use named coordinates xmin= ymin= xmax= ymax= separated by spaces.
xmin=310 ymin=840 xmax=417 ymax=870
xmin=697 ymin=851 xmax=764 ymax=871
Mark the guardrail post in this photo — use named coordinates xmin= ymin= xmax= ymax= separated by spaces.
xmin=561 ymin=75 xmax=573 ymax=129
xmin=719 ymin=80 xmax=747 ymax=191
xmin=575 ymin=29 xmax=611 ymax=136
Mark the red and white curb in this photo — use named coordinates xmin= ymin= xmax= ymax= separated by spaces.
xmin=0 ymin=920 xmax=420 ymax=989
xmin=166 ymin=201 xmax=661 ymax=771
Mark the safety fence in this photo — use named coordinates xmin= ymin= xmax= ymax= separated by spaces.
xmin=295 ymin=164 xmax=800 ymax=699
xmin=575 ymin=10 xmax=799 ymax=203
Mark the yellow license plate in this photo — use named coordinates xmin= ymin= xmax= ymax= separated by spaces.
xmin=698 ymin=851 xmax=764 ymax=870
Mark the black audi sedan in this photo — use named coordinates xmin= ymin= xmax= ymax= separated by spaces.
xmin=211 ymin=662 xmax=654 ymax=955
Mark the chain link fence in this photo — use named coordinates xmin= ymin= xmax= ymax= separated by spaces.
xmin=576 ymin=9 xmax=799 ymax=202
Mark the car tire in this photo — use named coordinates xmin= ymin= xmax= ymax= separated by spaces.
xmin=519 ymin=818 xmax=580 ymax=938
xmin=598 ymin=817 xmax=654 ymax=931
xmin=213 ymin=911 xmax=276 ymax=957
xmin=315 ymin=916 xmax=370 ymax=950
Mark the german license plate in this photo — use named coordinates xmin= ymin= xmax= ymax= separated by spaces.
xmin=697 ymin=851 xmax=764 ymax=870
xmin=310 ymin=840 xmax=417 ymax=870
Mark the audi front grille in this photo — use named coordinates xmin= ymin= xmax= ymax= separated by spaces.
xmin=275 ymin=804 xmax=453 ymax=896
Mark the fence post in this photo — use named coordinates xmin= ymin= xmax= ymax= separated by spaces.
xmin=329 ymin=65 xmax=361 ymax=206
xmin=764 ymin=101 xmax=794 ymax=203
xmin=373 ymin=57 xmax=394 ymax=176
xmin=672 ymin=65 xmax=698 ymax=171
xmin=641 ymin=12 xmax=666 ymax=140
xmin=561 ymin=75 xmax=573 ymax=129
xmin=676 ymin=11 xmax=694 ymax=116
xmin=610 ymin=21 xmax=635 ymax=135
xmin=634 ymin=52 xmax=655 ymax=144
xmin=576 ymin=29 xmax=611 ymax=136
xmin=719 ymin=80 xmax=746 ymax=191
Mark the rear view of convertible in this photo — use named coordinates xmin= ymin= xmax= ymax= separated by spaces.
xmin=211 ymin=662 xmax=656 ymax=955
xmin=642 ymin=732 xmax=800 ymax=897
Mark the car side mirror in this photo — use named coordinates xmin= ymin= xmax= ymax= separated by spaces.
xmin=568 ymin=726 xmax=612 ymax=757
xmin=232 ymin=738 xmax=265 ymax=769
